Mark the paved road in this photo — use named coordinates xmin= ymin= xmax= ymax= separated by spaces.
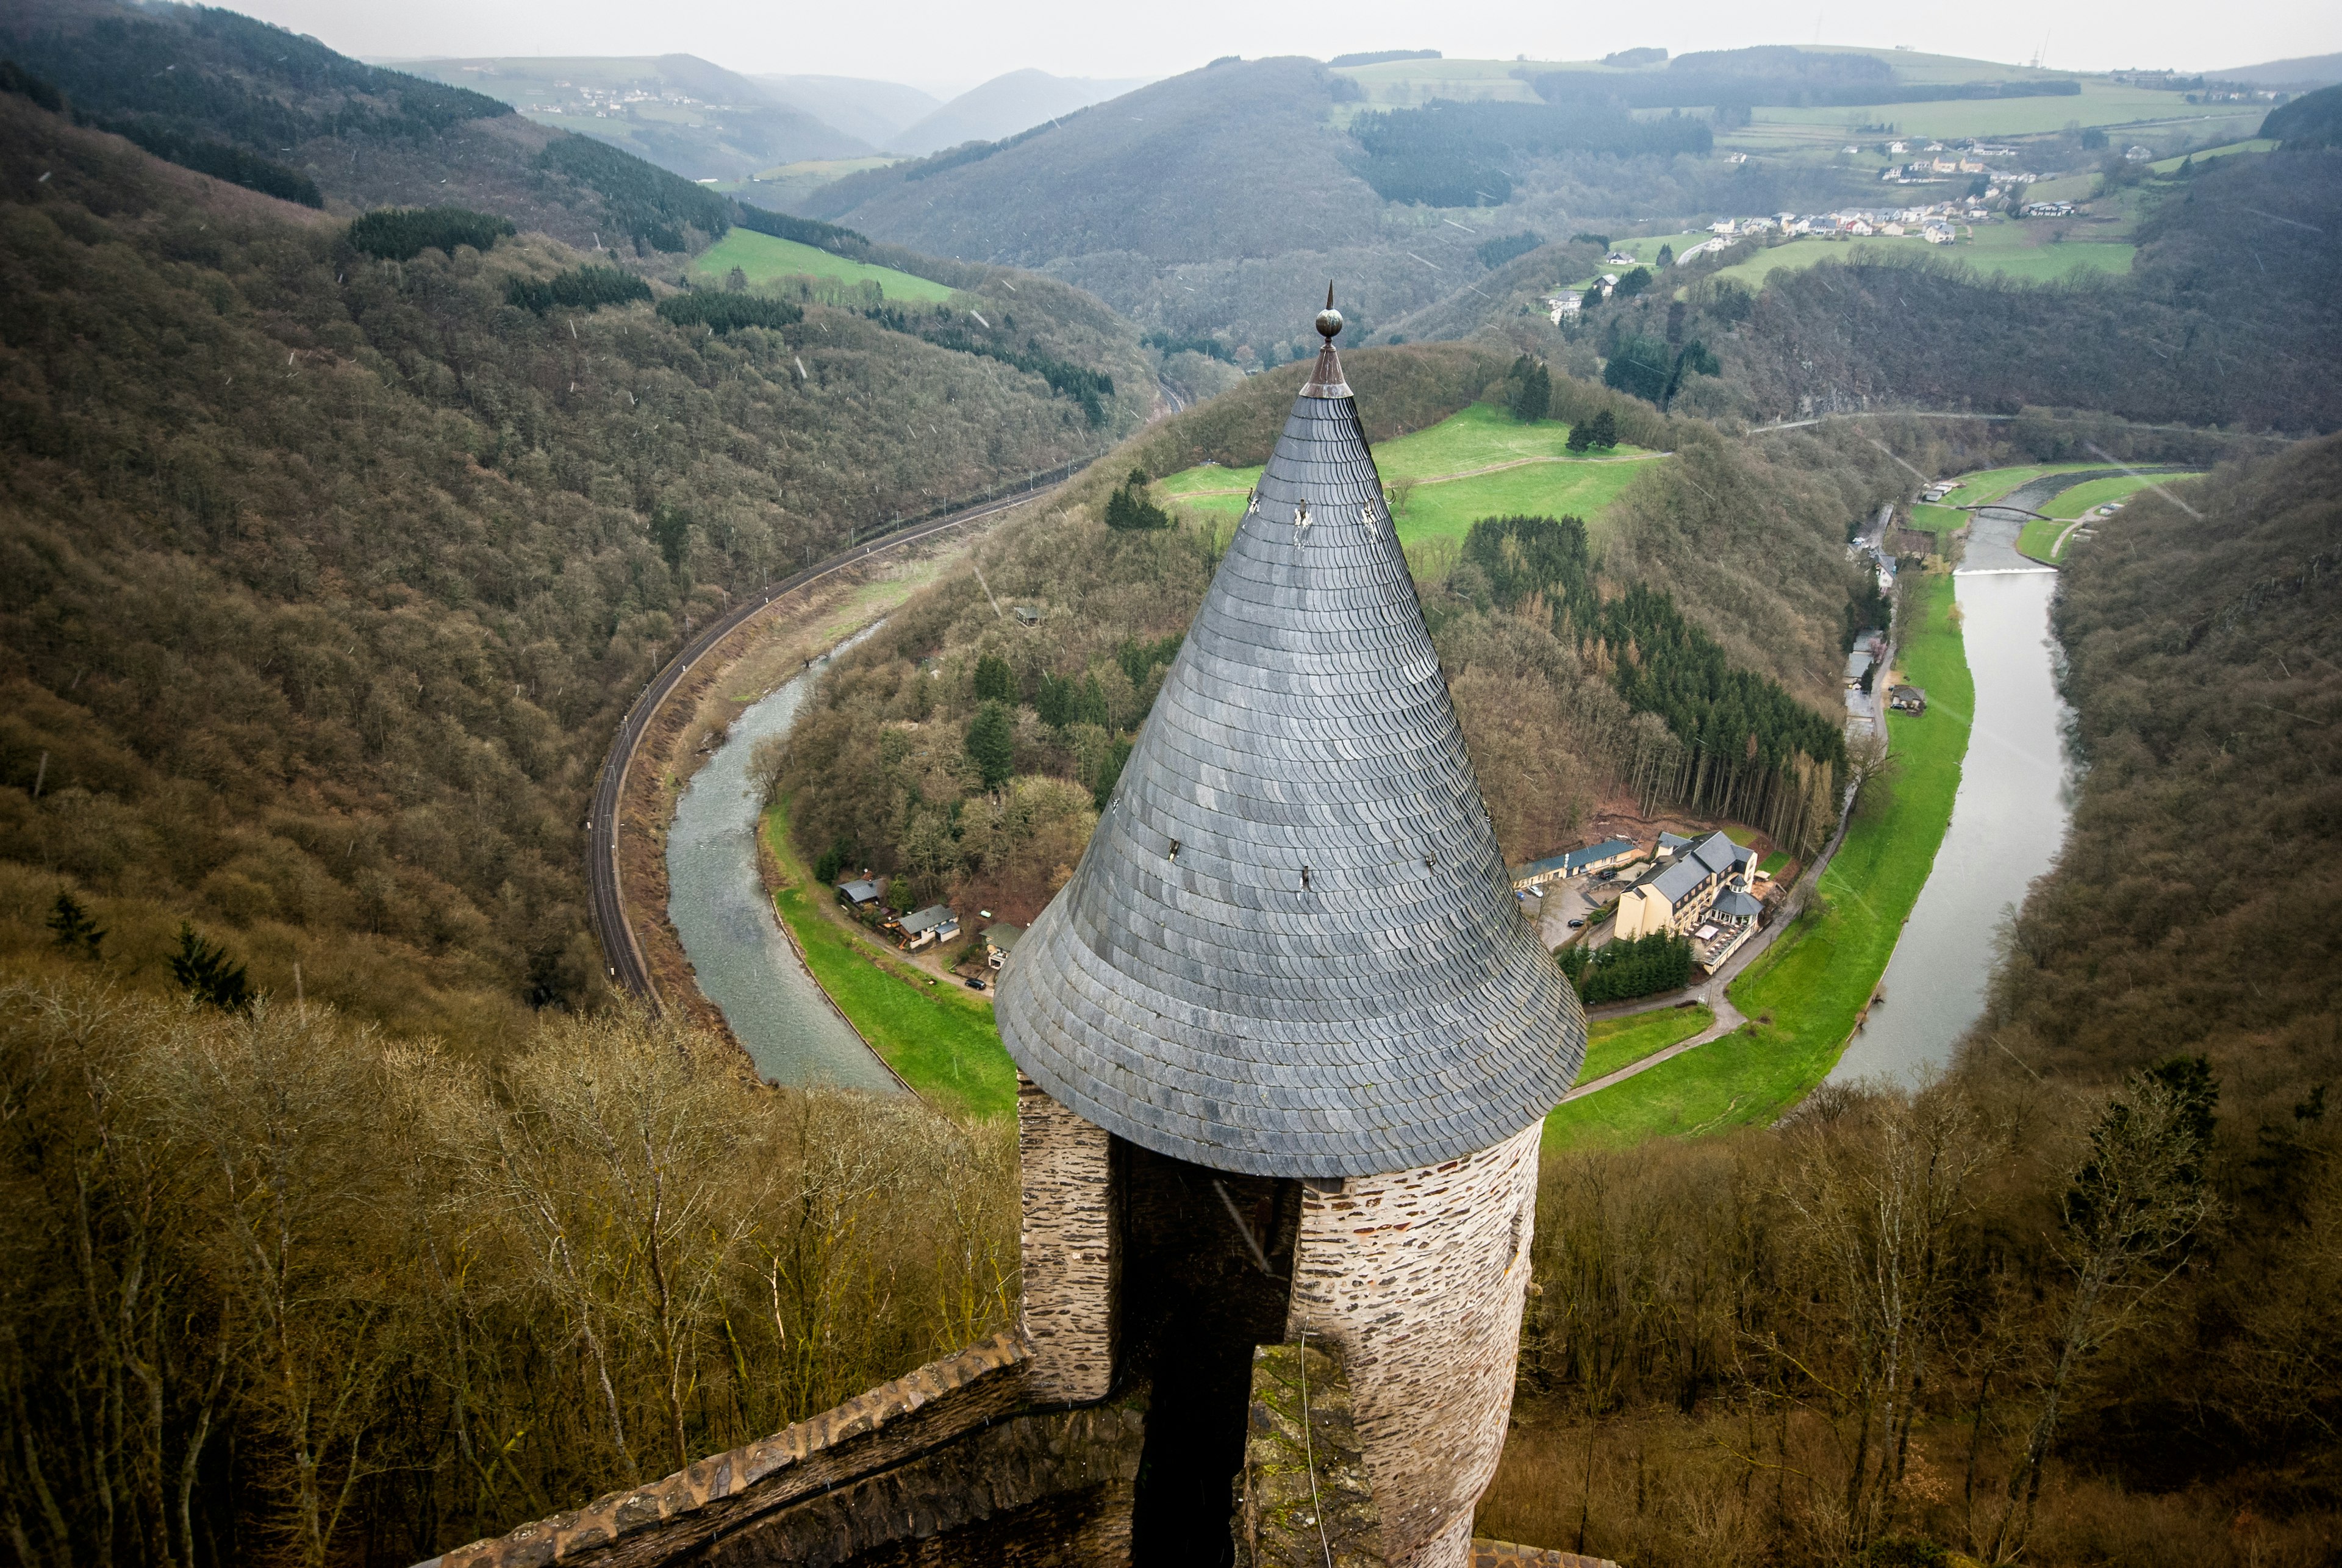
xmin=586 ymin=467 xmax=1091 ymax=1006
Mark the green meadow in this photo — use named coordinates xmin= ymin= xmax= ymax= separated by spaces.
xmin=1545 ymin=570 xmax=1973 ymax=1148
xmin=2015 ymin=473 xmax=2201 ymax=563
xmin=1573 ymin=1004 xmax=1714 ymax=1087
xmin=1710 ymin=229 xmax=2135 ymax=290
xmin=1158 ymin=402 xmax=1664 ymax=547
xmin=761 ymin=803 xmax=1017 ymax=1120
xmin=690 ymin=228 xmax=956 ymax=303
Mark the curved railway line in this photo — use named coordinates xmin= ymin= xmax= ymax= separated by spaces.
xmin=586 ymin=467 xmax=1089 ymax=1005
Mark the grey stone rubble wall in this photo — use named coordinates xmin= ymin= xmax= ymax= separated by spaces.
xmin=1018 ymin=1073 xmax=1118 ymax=1402
xmin=416 ymin=1330 xmax=1030 ymax=1568
xmin=1287 ymin=1122 xmax=1544 ymax=1568
xmin=1237 ymin=1338 xmax=1386 ymax=1568
xmin=700 ymin=1404 xmax=1144 ymax=1566
xmin=1466 ymin=1543 xmax=1621 ymax=1568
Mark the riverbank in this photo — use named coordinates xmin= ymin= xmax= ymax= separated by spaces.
xmin=758 ymin=800 xmax=1018 ymax=1120
xmin=1542 ymin=570 xmax=1974 ymax=1147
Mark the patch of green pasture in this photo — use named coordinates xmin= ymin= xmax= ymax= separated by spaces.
xmin=761 ymin=803 xmax=1017 ymax=1120
xmin=1710 ymin=231 xmax=2133 ymax=290
xmin=1158 ymin=403 xmax=1663 ymax=545
xmin=1758 ymin=851 xmax=1791 ymax=877
xmin=1545 ymin=571 xmax=1972 ymax=1148
xmin=690 ymin=228 xmax=954 ymax=303
xmin=2044 ymin=473 xmax=2191 ymax=518
xmin=1939 ymin=462 xmax=2108 ymax=507
xmin=1574 ymin=1005 xmax=1714 ymax=1087
xmin=2015 ymin=517 xmax=2071 ymax=564
xmin=1747 ymin=83 xmax=2251 ymax=140
xmin=2150 ymin=139 xmax=2275 ymax=173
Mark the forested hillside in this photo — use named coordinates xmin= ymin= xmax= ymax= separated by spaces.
xmin=0 ymin=92 xmax=1144 ymax=1040
xmin=1677 ymin=148 xmax=2342 ymax=432
xmin=1471 ymin=442 xmax=2342 ymax=1568
xmin=795 ymin=56 xmax=1868 ymax=359
xmin=772 ymin=343 xmax=1904 ymax=924
xmin=1 ymin=0 xmax=742 ymax=254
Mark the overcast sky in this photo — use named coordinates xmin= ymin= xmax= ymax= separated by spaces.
xmin=243 ymin=0 xmax=2340 ymax=99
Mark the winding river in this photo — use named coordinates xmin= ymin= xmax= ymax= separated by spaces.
xmin=1826 ymin=471 xmax=2106 ymax=1086
xmin=668 ymin=471 xmax=2111 ymax=1096
xmin=663 ymin=629 xmax=900 ymax=1090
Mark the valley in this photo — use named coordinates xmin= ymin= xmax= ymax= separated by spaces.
xmin=0 ymin=7 xmax=2338 ymax=1566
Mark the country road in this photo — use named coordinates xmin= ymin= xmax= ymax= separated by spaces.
xmin=586 ymin=465 xmax=1091 ymax=1005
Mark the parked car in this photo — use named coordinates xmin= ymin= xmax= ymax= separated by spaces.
xmin=1567 ymin=918 xmax=1586 ymax=929
xmin=1598 ymin=868 xmax=1617 ymax=881
xmin=963 ymin=976 xmax=986 ymax=990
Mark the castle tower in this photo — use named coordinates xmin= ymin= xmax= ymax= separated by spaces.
xmin=997 ymin=299 xmax=1587 ymax=1567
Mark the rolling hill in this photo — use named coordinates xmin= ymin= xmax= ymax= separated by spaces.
xmin=395 ymin=53 xmax=876 ymax=180
xmin=889 ymin=68 xmax=1151 ymax=156
xmin=753 ymin=73 xmax=942 ymax=148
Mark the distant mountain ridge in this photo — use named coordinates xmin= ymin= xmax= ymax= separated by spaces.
xmin=889 ymin=68 xmax=1151 ymax=156
xmin=2212 ymin=51 xmax=2342 ymax=87
xmin=752 ymin=73 xmax=942 ymax=146
xmin=395 ymin=53 xmax=876 ymax=179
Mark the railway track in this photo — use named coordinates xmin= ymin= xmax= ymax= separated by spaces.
xmin=586 ymin=466 xmax=1089 ymax=1005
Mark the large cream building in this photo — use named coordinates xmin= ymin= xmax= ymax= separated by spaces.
xmin=1611 ymin=829 xmax=1756 ymax=940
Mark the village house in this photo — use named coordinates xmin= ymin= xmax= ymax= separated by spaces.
xmin=982 ymin=920 xmax=1023 ymax=968
xmin=1509 ymin=837 xmax=1638 ymax=890
xmin=1613 ymin=831 xmax=1757 ymax=942
xmin=836 ymin=878 xmax=881 ymax=911
xmin=895 ymin=903 xmax=960 ymax=951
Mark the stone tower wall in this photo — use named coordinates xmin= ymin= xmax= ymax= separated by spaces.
xmin=1017 ymin=1075 xmax=1119 ymax=1402
xmin=1286 ymin=1121 xmax=1542 ymax=1568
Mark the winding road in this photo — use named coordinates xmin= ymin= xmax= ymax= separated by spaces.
xmin=586 ymin=463 xmax=1092 ymax=1005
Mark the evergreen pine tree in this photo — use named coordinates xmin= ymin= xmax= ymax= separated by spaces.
xmin=46 ymin=890 xmax=104 ymax=961
xmin=964 ymin=700 xmax=1016 ymax=790
xmin=169 ymin=923 xmax=249 ymax=1011
xmin=973 ymin=653 xmax=1017 ymax=704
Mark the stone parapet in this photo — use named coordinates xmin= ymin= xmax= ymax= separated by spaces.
xmin=1236 ymin=1337 xmax=1386 ymax=1567
xmin=416 ymin=1330 xmax=1030 ymax=1568
xmin=1019 ymin=1073 xmax=1119 ymax=1402
xmin=1467 ymin=1542 xmax=1621 ymax=1568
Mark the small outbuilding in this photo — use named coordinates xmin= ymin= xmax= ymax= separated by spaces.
xmin=983 ymin=921 xmax=1024 ymax=970
xmin=1889 ymin=685 xmax=1928 ymax=714
xmin=836 ymin=879 xmax=881 ymax=910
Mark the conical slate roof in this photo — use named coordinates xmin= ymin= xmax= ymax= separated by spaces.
xmin=995 ymin=313 xmax=1585 ymax=1178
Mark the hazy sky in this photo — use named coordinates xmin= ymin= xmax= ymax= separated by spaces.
xmin=245 ymin=0 xmax=2340 ymax=98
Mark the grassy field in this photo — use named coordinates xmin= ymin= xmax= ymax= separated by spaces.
xmin=760 ymin=803 xmax=1017 ymax=1120
xmin=2150 ymin=139 xmax=2274 ymax=173
xmin=689 ymin=229 xmax=954 ymax=303
xmin=1710 ymin=229 xmax=2135 ymax=290
xmin=1735 ymin=83 xmax=2259 ymax=144
xmin=1573 ymin=1005 xmax=1714 ymax=1087
xmin=1158 ymin=403 xmax=1664 ymax=547
xmin=2013 ymin=473 xmax=2200 ymax=564
xmin=1544 ymin=571 xmax=1973 ymax=1147
xmin=1938 ymin=462 xmax=2111 ymax=507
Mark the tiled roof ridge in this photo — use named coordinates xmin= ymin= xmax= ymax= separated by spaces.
xmin=995 ymin=345 xmax=1585 ymax=1178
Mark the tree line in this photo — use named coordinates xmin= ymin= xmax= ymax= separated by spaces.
xmin=1558 ymin=929 xmax=1694 ymax=1003
xmin=0 ymin=980 xmax=1014 ymax=1567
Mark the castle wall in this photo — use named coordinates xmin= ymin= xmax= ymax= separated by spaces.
xmin=1018 ymin=1075 xmax=1119 ymax=1403
xmin=1286 ymin=1122 xmax=1543 ymax=1568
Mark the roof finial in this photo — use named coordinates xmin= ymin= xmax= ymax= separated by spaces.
xmin=1304 ymin=285 xmax=1350 ymax=398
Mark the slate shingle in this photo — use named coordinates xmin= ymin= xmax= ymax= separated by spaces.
xmin=994 ymin=354 xmax=1587 ymax=1178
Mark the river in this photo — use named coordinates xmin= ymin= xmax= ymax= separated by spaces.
xmin=662 ymin=629 xmax=900 ymax=1090
xmin=1827 ymin=472 xmax=2099 ymax=1086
